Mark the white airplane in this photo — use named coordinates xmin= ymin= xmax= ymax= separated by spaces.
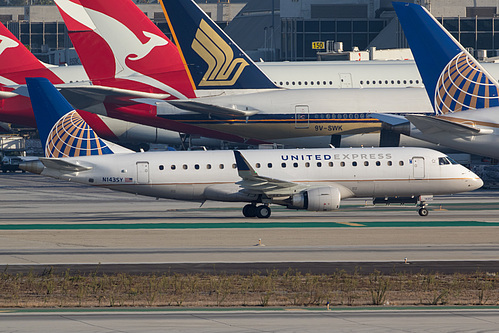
xmin=20 ymin=77 xmax=483 ymax=217
xmin=387 ymin=2 xmax=499 ymax=159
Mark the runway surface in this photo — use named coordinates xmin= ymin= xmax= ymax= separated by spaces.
xmin=1 ymin=173 xmax=499 ymax=272
xmin=2 ymin=308 xmax=499 ymax=332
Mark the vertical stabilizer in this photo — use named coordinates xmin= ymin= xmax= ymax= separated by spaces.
xmin=26 ymin=77 xmax=115 ymax=158
xmin=54 ymin=0 xmax=196 ymax=99
xmin=0 ymin=22 xmax=62 ymax=85
xmin=393 ymin=2 xmax=499 ymax=114
xmin=160 ymin=0 xmax=277 ymax=90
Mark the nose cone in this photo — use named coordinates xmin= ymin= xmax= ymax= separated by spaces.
xmin=466 ymin=170 xmax=483 ymax=191
xmin=19 ymin=159 xmax=45 ymax=174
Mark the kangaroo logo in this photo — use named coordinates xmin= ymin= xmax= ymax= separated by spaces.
xmin=0 ymin=34 xmax=19 ymax=55
xmin=46 ymin=110 xmax=113 ymax=158
xmin=435 ymin=52 xmax=499 ymax=114
xmin=192 ymin=19 xmax=248 ymax=87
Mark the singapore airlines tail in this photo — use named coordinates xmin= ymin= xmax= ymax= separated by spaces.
xmin=25 ymin=77 xmax=130 ymax=158
xmin=160 ymin=0 xmax=278 ymax=90
xmin=393 ymin=2 xmax=499 ymax=114
xmin=54 ymin=0 xmax=196 ymax=100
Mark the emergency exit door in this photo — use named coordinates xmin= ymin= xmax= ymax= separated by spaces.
xmin=412 ymin=157 xmax=425 ymax=179
xmin=136 ymin=162 xmax=150 ymax=184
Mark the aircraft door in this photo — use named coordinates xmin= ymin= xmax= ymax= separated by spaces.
xmin=295 ymin=105 xmax=309 ymax=129
xmin=339 ymin=73 xmax=352 ymax=88
xmin=136 ymin=161 xmax=150 ymax=184
xmin=412 ymin=157 xmax=425 ymax=179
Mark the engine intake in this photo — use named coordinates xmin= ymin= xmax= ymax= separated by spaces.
xmin=290 ymin=187 xmax=341 ymax=211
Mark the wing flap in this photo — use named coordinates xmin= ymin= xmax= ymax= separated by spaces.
xmin=165 ymin=100 xmax=259 ymax=117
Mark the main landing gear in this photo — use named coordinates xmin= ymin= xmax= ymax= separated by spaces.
xmin=242 ymin=204 xmax=271 ymax=218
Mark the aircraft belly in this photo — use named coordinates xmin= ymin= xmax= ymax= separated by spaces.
xmin=190 ymin=122 xmax=382 ymax=140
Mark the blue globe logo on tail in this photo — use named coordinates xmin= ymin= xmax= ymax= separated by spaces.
xmin=45 ymin=110 xmax=113 ymax=158
xmin=435 ymin=52 xmax=499 ymax=114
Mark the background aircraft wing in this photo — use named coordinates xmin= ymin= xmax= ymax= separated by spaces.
xmin=405 ymin=114 xmax=491 ymax=136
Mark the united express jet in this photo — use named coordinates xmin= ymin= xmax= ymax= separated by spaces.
xmin=20 ymin=77 xmax=482 ymax=217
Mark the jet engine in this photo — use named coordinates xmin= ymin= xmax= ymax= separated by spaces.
xmin=289 ymin=187 xmax=341 ymax=211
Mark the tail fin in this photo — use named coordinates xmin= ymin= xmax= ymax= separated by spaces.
xmin=160 ymin=0 xmax=277 ymax=90
xmin=393 ymin=2 xmax=499 ymax=114
xmin=54 ymin=0 xmax=195 ymax=99
xmin=0 ymin=22 xmax=62 ymax=85
xmin=26 ymin=77 xmax=115 ymax=158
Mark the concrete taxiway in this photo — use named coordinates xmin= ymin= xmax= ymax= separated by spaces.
xmin=1 ymin=173 xmax=499 ymax=267
xmin=2 ymin=309 xmax=499 ymax=333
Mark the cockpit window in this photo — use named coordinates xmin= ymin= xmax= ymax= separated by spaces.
xmin=438 ymin=157 xmax=450 ymax=165
xmin=446 ymin=156 xmax=459 ymax=165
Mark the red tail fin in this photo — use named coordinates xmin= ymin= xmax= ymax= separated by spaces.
xmin=55 ymin=0 xmax=196 ymax=99
xmin=0 ymin=22 xmax=63 ymax=85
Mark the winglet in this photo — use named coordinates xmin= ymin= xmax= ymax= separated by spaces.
xmin=393 ymin=2 xmax=499 ymax=114
xmin=234 ymin=150 xmax=258 ymax=179
xmin=160 ymin=0 xmax=277 ymax=90
xmin=26 ymin=77 xmax=115 ymax=158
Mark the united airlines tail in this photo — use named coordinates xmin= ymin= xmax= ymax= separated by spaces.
xmin=160 ymin=0 xmax=277 ymax=90
xmin=393 ymin=2 xmax=499 ymax=114
xmin=26 ymin=77 xmax=125 ymax=158
xmin=54 ymin=0 xmax=196 ymax=99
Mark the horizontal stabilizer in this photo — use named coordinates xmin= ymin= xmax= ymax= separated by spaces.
xmin=406 ymin=115 xmax=491 ymax=136
xmin=40 ymin=158 xmax=92 ymax=172
xmin=165 ymin=100 xmax=259 ymax=117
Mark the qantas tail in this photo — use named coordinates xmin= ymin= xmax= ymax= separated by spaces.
xmin=393 ymin=2 xmax=499 ymax=114
xmin=54 ymin=0 xmax=195 ymax=99
xmin=160 ymin=0 xmax=277 ymax=90
xmin=0 ymin=22 xmax=62 ymax=85
xmin=25 ymin=77 xmax=130 ymax=158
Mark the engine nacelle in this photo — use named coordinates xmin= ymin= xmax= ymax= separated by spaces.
xmin=290 ymin=187 xmax=341 ymax=211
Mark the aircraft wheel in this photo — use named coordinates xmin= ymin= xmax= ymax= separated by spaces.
xmin=256 ymin=205 xmax=271 ymax=219
xmin=242 ymin=204 xmax=257 ymax=217
xmin=418 ymin=208 xmax=429 ymax=217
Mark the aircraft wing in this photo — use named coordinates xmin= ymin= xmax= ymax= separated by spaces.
xmin=55 ymin=85 xmax=171 ymax=110
xmin=40 ymin=158 xmax=92 ymax=172
xmin=405 ymin=114 xmax=492 ymax=136
xmin=164 ymin=100 xmax=259 ymax=118
xmin=233 ymin=151 xmax=305 ymax=196
xmin=0 ymin=91 xmax=18 ymax=99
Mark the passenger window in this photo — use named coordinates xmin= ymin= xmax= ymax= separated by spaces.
xmin=376 ymin=161 xmax=381 ymax=166
xmin=159 ymin=165 xmax=164 ymax=171
xmin=317 ymin=162 xmax=322 ymax=167
xmin=256 ymin=163 xmax=261 ymax=168
xmin=416 ymin=80 xmax=419 ymax=84
xmin=372 ymin=81 xmax=376 ymax=85
xmin=328 ymin=162 xmax=333 ymax=167
xmin=310 ymin=81 xmax=314 ymax=85
xmin=207 ymin=164 xmax=212 ymax=169
xmin=268 ymin=163 xmax=272 ymax=168
xmin=409 ymin=80 xmax=413 ymax=84
xmin=329 ymin=81 xmax=333 ymax=85
xmin=195 ymin=164 xmax=200 ymax=170
xmin=298 ymin=81 xmax=302 ymax=85
xmin=360 ymin=80 xmax=364 ymax=85
xmin=305 ymin=162 xmax=310 ymax=167
xmin=399 ymin=161 xmax=404 ymax=166
xmin=171 ymin=165 xmax=176 ymax=170
xmin=403 ymin=80 xmax=407 ymax=84
xmin=280 ymin=82 xmax=283 ymax=86
xmin=364 ymin=161 xmax=369 ymax=166
xmin=378 ymin=80 xmax=382 ymax=84
xmin=317 ymin=81 xmax=320 ymax=85
xmin=281 ymin=162 xmax=287 ymax=168
xmin=292 ymin=82 xmax=295 ymax=85
xmin=304 ymin=81 xmax=308 ymax=85
xmin=340 ymin=162 xmax=345 ymax=167
xmin=387 ymin=161 xmax=392 ymax=166
xmin=293 ymin=162 xmax=298 ymax=168
xmin=391 ymin=80 xmax=394 ymax=84
xmin=385 ymin=80 xmax=388 ymax=84
xmin=397 ymin=80 xmax=401 ymax=84
xmin=232 ymin=163 xmax=236 ymax=169
xmin=286 ymin=81 xmax=289 ymax=85
xmin=219 ymin=164 xmax=224 ymax=169
xmin=183 ymin=164 xmax=188 ymax=170
xmin=352 ymin=161 xmax=357 ymax=166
